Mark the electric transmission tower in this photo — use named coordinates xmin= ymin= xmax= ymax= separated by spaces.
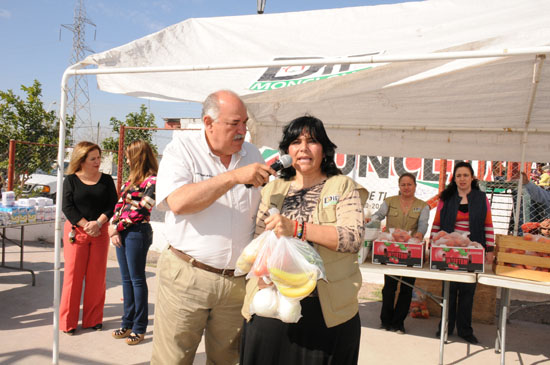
xmin=60 ymin=0 xmax=96 ymax=143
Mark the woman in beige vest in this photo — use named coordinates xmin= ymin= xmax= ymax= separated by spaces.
xmin=240 ymin=116 xmax=368 ymax=365
xmin=368 ymin=173 xmax=429 ymax=334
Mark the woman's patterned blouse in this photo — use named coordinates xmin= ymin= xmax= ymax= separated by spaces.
xmin=111 ymin=176 xmax=156 ymax=232
xmin=255 ymin=179 xmax=365 ymax=253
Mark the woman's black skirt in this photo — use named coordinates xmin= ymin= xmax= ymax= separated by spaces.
xmin=240 ymin=296 xmax=360 ymax=365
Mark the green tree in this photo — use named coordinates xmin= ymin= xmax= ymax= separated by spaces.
xmin=102 ymin=104 xmax=158 ymax=181
xmin=0 ymin=80 xmax=75 ymax=190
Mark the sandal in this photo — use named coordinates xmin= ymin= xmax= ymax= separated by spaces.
xmin=126 ymin=332 xmax=145 ymax=346
xmin=112 ymin=327 xmax=132 ymax=339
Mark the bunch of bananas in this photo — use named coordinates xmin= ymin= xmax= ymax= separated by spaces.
xmin=269 ymin=267 xmax=318 ymax=298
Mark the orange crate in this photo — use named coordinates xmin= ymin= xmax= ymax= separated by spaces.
xmin=494 ymin=234 xmax=550 ymax=282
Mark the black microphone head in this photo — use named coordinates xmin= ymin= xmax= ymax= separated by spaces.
xmin=270 ymin=154 xmax=293 ymax=172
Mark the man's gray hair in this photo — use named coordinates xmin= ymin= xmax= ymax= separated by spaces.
xmin=201 ymin=90 xmax=241 ymax=123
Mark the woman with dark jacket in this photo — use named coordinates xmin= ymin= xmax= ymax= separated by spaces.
xmin=430 ymin=161 xmax=494 ymax=344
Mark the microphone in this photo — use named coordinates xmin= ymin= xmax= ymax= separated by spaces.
xmin=245 ymin=154 xmax=293 ymax=188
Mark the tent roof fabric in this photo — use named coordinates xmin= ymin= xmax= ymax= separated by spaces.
xmin=82 ymin=0 xmax=550 ymax=161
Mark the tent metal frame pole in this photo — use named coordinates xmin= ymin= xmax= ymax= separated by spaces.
xmin=75 ymin=46 xmax=550 ymax=76
xmin=52 ymin=63 xmax=81 ymax=365
xmin=513 ymin=54 xmax=546 ymax=235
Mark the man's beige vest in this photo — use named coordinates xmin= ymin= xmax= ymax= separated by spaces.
xmin=384 ymin=195 xmax=428 ymax=234
xmin=242 ymin=175 xmax=368 ymax=328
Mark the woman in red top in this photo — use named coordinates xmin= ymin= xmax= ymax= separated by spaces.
xmin=431 ymin=161 xmax=494 ymax=344
xmin=109 ymin=140 xmax=158 ymax=345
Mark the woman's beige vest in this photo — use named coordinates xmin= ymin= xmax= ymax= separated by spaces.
xmin=241 ymin=175 xmax=368 ymax=328
xmin=384 ymin=195 xmax=428 ymax=234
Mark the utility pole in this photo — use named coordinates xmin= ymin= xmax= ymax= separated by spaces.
xmin=60 ymin=0 xmax=96 ymax=143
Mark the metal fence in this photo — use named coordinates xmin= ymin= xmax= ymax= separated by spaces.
xmin=3 ymin=139 xmax=116 ymax=200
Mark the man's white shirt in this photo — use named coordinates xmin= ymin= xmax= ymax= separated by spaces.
xmin=156 ymin=128 xmax=264 ymax=269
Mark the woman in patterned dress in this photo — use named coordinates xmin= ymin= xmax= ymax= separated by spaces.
xmin=240 ymin=116 xmax=368 ymax=364
xmin=109 ymin=140 xmax=158 ymax=345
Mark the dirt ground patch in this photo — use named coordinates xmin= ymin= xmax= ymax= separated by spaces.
xmin=358 ymin=283 xmax=383 ymax=303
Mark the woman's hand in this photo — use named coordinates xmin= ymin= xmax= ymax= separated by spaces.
xmin=111 ymin=232 xmax=122 ymax=248
xmin=108 ymin=224 xmax=117 ymax=238
xmin=84 ymin=221 xmax=101 ymax=237
xmin=264 ymin=213 xmax=295 ymax=238
xmin=413 ymin=232 xmax=424 ymax=240
xmin=108 ymin=224 xmax=121 ymax=247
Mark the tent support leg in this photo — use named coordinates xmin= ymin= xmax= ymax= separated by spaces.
xmin=513 ymin=55 xmax=545 ymax=236
xmin=53 ymin=64 xmax=80 ymax=365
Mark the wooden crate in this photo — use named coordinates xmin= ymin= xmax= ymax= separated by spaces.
xmin=494 ymin=234 xmax=550 ymax=282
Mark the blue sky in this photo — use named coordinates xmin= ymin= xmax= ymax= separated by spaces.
xmin=0 ymin=0 xmax=410 ymax=147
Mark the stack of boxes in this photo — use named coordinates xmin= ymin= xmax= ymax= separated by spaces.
xmin=0 ymin=191 xmax=17 ymax=226
xmin=0 ymin=191 xmax=55 ymax=226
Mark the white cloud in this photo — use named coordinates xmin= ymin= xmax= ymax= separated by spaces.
xmin=0 ymin=8 xmax=12 ymax=19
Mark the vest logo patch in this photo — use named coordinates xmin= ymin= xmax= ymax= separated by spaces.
xmin=412 ymin=207 xmax=421 ymax=213
xmin=323 ymin=195 xmax=339 ymax=207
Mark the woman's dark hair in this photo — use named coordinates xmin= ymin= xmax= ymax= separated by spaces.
xmin=440 ymin=161 xmax=480 ymax=201
xmin=278 ymin=115 xmax=342 ymax=180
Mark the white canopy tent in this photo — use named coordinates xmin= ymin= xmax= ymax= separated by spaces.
xmin=52 ymin=0 xmax=550 ymax=362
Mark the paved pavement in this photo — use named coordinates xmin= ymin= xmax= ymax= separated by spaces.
xmin=1 ymin=241 xmax=549 ymax=364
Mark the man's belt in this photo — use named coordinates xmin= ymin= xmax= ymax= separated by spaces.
xmin=169 ymin=246 xmax=235 ymax=277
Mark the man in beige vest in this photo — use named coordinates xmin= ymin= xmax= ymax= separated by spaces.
xmin=369 ymin=173 xmax=429 ymax=334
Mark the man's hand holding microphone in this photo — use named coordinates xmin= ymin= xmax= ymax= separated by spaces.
xmin=232 ymin=154 xmax=293 ymax=188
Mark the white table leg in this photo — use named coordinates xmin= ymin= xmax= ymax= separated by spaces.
xmin=439 ymin=280 xmax=449 ymax=365
xmin=499 ymin=288 xmax=510 ymax=365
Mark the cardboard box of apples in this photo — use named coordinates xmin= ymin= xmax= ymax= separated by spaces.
xmin=429 ymin=231 xmax=484 ymax=273
xmin=372 ymin=228 xmax=424 ymax=268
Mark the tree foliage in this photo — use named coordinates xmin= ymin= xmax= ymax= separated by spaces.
xmin=101 ymin=104 xmax=158 ymax=181
xmin=102 ymin=104 xmax=157 ymax=153
xmin=0 ymin=80 xmax=75 ymax=188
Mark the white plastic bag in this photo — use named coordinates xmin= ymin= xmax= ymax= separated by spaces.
xmin=235 ymin=230 xmax=277 ymax=277
xmin=249 ymin=286 xmax=303 ymax=323
xmin=245 ymin=230 xmax=278 ymax=280
xmin=267 ymin=236 xmax=326 ymax=300
xmin=250 ymin=286 xmax=279 ymax=318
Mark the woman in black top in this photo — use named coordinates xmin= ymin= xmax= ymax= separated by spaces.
xmin=60 ymin=141 xmax=118 ymax=335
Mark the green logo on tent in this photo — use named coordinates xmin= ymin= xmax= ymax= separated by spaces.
xmin=249 ymin=66 xmax=371 ymax=91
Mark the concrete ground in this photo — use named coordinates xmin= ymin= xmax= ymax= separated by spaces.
xmin=1 ymin=241 xmax=549 ymax=364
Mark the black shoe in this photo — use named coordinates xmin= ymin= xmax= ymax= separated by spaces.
xmin=380 ymin=323 xmax=393 ymax=331
xmin=63 ymin=329 xmax=76 ymax=336
xmin=394 ymin=325 xmax=406 ymax=334
xmin=87 ymin=324 xmax=102 ymax=331
xmin=460 ymin=334 xmax=478 ymax=344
